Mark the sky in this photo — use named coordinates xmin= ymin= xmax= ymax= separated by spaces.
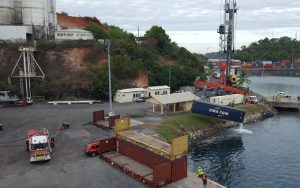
xmin=57 ymin=0 xmax=300 ymax=53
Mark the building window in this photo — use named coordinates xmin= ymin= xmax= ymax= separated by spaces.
xmin=163 ymin=91 xmax=167 ymax=95
xmin=155 ymin=91 xmax=159 ymax=95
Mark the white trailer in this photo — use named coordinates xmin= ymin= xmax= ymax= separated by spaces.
xmin=210 ymin=94 xmax=244 ymax=106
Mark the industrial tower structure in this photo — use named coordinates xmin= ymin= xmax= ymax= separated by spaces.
xmin=10 ymin=47 xmax=45 ymax=103
xmin=218 ymin=0 xmax=238 ymax=84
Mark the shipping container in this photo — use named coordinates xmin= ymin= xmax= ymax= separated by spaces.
xmin=264 ymin=64 xmax=272 ymax=68
xmin=98 ymin=137 xmax=188 ymax=187
xmin=93 ymin=110 xmax=104 ymax=123
xmin=93 ymin=110 xmax=120 ymax=128
xmin=98 ymin=137 xmax=116 ymax=154
xmin=262 ymin=61 xmax=272 ymax=65
xmin=117 ymin=130 xmax=188 ymax=160
xmin=192 ymin=100 xmax=246 ymax=123
xmin=118 ymin=138 xmax=169 ymax=168
xmin=171 ymin=156 xmax=187 ymax=182
xmin=272 ymin=65 xmax=281 ymax=69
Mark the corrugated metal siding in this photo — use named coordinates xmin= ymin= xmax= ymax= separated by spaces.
xmin=93 ymin=110 xmax=104 ymax=122
xmin=153 ymin=162 xmax=172 ymax=185
xmin=171 ymin=156 xmax=187 ymax=182
xmin=118 ymin=139 xmax=168 ymax=168
xmin=99 ymin=137 xmax=116 ymax=154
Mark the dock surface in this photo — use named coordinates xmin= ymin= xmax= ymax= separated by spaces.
xmin=266 ymin=96 xmax=300 ymax=110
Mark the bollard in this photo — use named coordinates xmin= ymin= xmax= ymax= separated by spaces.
xmin=0 ymin=124 xmax=3 ymax=131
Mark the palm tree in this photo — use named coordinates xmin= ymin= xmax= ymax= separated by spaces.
xmin=237 ymin=70 xmax=252 ymax=86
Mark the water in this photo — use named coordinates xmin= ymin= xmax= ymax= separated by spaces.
xmin=189 ymin=76 xmax=300 ymax=188
xmin=235 ymin=123 xmax=253 ymax=134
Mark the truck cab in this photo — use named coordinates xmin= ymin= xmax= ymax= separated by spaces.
xmin=245 ymin=96 xmax=258 ymax=104
xmin=28 ymin=129 xmax=52 ymax=162
xmin=84 ymin=141 xmax=100 ymax=157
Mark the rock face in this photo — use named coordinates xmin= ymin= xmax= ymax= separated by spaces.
xmin=188 ymin=106 xmax=277 ymax=141
xmin=0 ymin=43 xmax=149 ymax=97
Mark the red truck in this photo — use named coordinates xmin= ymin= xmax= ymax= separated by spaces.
xmin=84 ymin=141 xmax=100 ymax=157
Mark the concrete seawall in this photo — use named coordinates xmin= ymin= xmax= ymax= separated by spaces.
xmin=167 ymin=172 xmax=226 ymax=188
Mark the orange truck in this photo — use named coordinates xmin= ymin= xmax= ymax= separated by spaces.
xmin=27 ymin=128 xmax=53 ymax=162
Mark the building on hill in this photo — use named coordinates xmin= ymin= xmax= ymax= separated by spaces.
xmin=54 ymin=29 xmax=94 ymax=40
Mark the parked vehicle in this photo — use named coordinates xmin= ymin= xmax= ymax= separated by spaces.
xmin=245 ymin=96 xmax=258 ymax=104
xmin=135 ymin=97 xmax=146 ymax=103
xmin=84 ymin=141 xmax=100 ymax=156
xmin=27 ymin=128 xmax=54 ymax=162
xmin=277 ymin=92 xmax=289 ymax=97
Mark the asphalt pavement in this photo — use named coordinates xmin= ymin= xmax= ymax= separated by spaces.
xmin=0 ymin=102 xmax=155 ymax=188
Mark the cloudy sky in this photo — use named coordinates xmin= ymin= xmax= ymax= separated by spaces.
xmin=57 ymin=0 xmax=300 ymax=53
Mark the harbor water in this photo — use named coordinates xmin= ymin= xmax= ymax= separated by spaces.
xmin=188 ymin=76 xmax=300 ymax=188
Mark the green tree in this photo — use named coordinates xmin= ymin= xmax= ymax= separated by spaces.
xmin=145 ymin=26 xmax=172 ymax=54
xmin=237 ymin=71 xmax=252 ymax=86
xmin=90 ymin=69 xmax=121 ymax=99
xmin=85 ymin=23 xmax=108 ymax=39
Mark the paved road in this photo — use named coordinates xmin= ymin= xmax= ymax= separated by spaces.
xmin=0 ymin=102 xmax=155 ymax=188
xmin=0 ymin=102 xmax=223 ymax=188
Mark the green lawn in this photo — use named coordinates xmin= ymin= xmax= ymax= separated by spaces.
xmin=235 ymin=103 xmax=268 ymax=113
xmin=156 ymin=103 xmax=270 ymax=142
xmin=156 ymin=112 xmax=221 ymax=142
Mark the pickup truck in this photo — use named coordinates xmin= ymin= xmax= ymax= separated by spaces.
xmin=84 ymin=141 xmax=100 ymax=157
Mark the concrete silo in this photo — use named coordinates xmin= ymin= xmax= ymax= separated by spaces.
xmin=14 ymin=0 xmax=22 ymax=24
xmin=0 ymin=0 xmax=15 ymax=25
xmin=22 ymin=0 xmax=47 ymax=26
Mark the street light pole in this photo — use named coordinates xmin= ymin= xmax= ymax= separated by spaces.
xmin=168 ymin=61 xmax=172 ymax=88
xmin=107 ymin=40 xmax=114 ymax=116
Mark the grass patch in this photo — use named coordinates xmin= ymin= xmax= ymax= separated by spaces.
xmin=235 ymin=103 xmax=268 ymax=113
xmin=156 ymin=103 xmax=270 ymax=142
xmin=156 ymin=112 xmax=221 ymax=142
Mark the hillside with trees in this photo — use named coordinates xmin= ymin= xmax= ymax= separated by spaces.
xmin=233 ymin=37 xmax=300 ymax=62
xmin=0 ymin=17 xmax=207 ymax=100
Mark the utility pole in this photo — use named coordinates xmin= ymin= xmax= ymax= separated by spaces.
xmin=107 ymin=40 xmax=114 ymax=116
xmin=168 ymin=61 xmax=172 ymax=88
xmin=137 ymin=26 xmax=140 ymax=44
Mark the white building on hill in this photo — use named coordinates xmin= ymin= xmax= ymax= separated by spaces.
xmin=55 ymin=29 xmax=94 ymax=40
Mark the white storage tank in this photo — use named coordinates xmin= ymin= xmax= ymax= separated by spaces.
xmin=22 ymin=0 xmax=47 ymax=26
xmin=14 ymin=0 xmax=22 ymax=24
xmin=0 ymin=0 xmax=15 ymax=25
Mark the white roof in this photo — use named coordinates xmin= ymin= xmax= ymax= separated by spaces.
xmin=56 ymin=29 xmax=92 ymax=33
xmin=147 ymin=85 xmax=170 ymax=91
xmin=149 ymin=92 xmax=199 ymax=105
xmin=31 ymin=135 xmax=48 ymax=144
xmin=118 ymin=88 xmax=146 ymax=93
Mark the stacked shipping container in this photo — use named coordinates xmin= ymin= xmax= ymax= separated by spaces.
xmin=97 ymin=118 xmax=188 ymax=187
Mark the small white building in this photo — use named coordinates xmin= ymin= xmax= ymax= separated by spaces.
xmin=114 ymin=88 xmax=147 ymax=103
xmin=146 ymin=85 xmax=170 ymax=98
xmin=210 ymin=94 xmax=244 ymax=106
xmin=54 ymin=29 xmax=94 ymax=40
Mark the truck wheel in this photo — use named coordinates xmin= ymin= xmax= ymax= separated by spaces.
xmin=91 ymin=153 xmax=96 ymax=157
